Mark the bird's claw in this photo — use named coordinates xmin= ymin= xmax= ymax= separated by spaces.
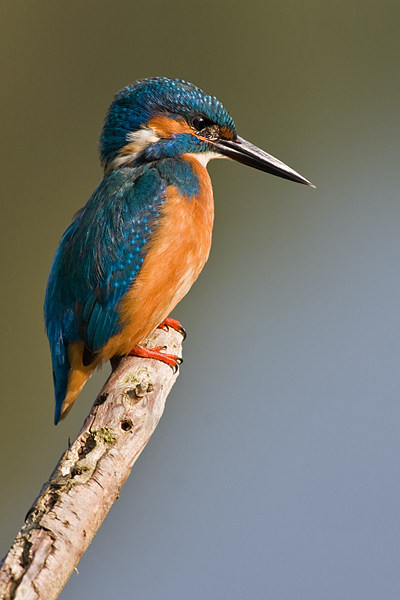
xmin=128 ymin=344 xmax=182 ymax=372
xmin=158 ymin=318 xmax=187 ymax=339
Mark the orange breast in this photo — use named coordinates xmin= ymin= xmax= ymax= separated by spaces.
xmin=103 ymin=154 xmax=215 ymax=358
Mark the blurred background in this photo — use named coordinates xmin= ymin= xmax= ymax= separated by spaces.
xmin=1 ymin=1 xmax=399 ymax=598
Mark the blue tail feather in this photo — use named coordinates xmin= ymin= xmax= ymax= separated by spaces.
xmin=53 ymin=362 xmax=69 ymax=425
xmin=47 ymin=323 xmax=71 ymax=424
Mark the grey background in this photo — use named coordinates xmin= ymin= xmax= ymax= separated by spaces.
xmin=1 ymin=1 xmax=399 ymax=598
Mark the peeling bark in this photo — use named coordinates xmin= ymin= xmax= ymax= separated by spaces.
xmin=0 ymin=327 xmax=183 ymax=600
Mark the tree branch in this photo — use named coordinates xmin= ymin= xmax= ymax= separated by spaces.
xmin=0 ymin=327 xmax=183 ymax=600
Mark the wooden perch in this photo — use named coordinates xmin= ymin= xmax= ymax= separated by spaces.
xmin=0 ymin=326 xmax=183 ymax=600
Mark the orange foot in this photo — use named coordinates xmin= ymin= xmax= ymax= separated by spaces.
xmin=128 ymin=345 xmax=182 ymax=372
xmin=158 ymin=317 xmax=186 ymax=339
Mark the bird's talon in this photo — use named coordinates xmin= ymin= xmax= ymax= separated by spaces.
xmin=158 ymin=318 xmax=187 ymax=340
xmin=128 ymin=344 xmax=182 ymax=372
xmin=172 ymin=357 xmax=183 ymax=373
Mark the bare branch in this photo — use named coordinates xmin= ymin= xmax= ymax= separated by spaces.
xmin=0 ymin=327 xmax=183 ymax=600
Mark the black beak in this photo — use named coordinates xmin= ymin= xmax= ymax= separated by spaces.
xmin=211 ymin=136 xmax=314 ymax=187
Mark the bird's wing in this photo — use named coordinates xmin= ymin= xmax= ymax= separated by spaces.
xmin=45 ymin=166 xmax=165 ymax=356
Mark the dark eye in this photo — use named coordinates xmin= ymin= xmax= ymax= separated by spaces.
xmin=191 ymin=115 xmax=213 ymax=131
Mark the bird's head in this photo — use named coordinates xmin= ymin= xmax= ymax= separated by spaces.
xmin=100 ymin=77 xmax=313 ymax=186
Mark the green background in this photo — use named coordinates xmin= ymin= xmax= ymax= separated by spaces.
xmin=1 ymin=1 xmax=399 ymax=598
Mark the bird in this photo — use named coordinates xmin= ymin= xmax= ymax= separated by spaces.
xmin=44 ymin=77 xmax=313 ymax=424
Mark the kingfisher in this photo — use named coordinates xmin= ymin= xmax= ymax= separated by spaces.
xmin=44 ymin=77 xmax=313 ymax=424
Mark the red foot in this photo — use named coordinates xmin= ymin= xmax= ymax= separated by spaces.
xmin=158 ymin=318 xmax=186 ymax=339
xmin=128 ymin=345 xmax=182 ymax=372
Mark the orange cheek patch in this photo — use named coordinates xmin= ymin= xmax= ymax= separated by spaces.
xmin=219 ymin=126 xmax=235 ymax=140
xmin=148 ymin=115 xmax=194 ymax=138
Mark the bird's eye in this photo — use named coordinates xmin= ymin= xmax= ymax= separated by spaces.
xmin=191 ymin=115 xmax=212 ymax=131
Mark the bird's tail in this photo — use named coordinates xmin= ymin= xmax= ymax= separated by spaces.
xmin=52 ymin=341 xmax=95 ymax=424
xmin=56 ymin=342 xmax=98 ymax=423
xmin=51 ymin=342 xmax=71 ymax=425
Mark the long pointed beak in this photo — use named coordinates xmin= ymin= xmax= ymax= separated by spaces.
xmin=211 ymin=135 xmax=315 ymax=187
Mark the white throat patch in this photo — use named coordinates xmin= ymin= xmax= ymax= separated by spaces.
xmin=186 ymin=152 xmax=224 ymax=167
